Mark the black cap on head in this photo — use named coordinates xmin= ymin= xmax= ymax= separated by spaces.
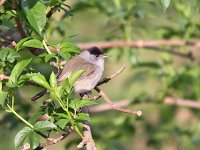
xmin=87 ymin=46 xmax=104 ymax=57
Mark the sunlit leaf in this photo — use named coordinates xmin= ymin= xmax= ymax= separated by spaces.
xmin=23 ymin=39 xmax=43 ymax=49
xmin=21 ymin=0 xmax=47 ymax=35
xmin=33 ymin=121 xmax=57 ymax=131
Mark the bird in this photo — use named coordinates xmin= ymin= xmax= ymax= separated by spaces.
xmin=31 ymin=46 xmax=109 ymax=101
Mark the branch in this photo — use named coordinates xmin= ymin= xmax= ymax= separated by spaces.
xmin=94 ymin=87 xmax=142 ymax=116
xmin=89 ymin=97 xmax=200 ymax=114
xmin=37 ymin=129 xmax=72 ymax=148
xmin=89 ymin=100 xmax=131 ymax=113
xmin=97 ymin=65 xmax=126 ymax=86
xmin=77 ymin=107 xmax=97 ymax=150
xmin=77 ymin=40 xmax=198 ymax=49
xmin=164 ymin=97 xmax=200 ymax=109
xmin=0 ymin=74 xmax=9 ymax=80
xmin=77 ymin=40 xmax=200 ymax=62
xmin=46 ymin=7 xmax=57 ymax=18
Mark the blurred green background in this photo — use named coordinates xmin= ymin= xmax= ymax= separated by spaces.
xmin=1 ymin=0 xmax=200 ymax=149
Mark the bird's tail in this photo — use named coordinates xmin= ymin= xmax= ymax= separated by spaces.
xmin=31 ymin=90 xmax=47 ymax=101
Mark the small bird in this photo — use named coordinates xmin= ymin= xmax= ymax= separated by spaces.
xmin=31 ymin=46 xmax=109 ymax=101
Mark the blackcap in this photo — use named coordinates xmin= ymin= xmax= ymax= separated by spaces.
xmin=31 ymin=46 xmax=108 ymax=101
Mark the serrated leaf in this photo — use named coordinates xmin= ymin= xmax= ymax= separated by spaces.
xmin=16 ymin=37 xmax=31 ymax=50
xmin=160 ymin=0 xmax=170 ymax=12
xmin=25 ymin=73 xmax=50 ymax=90
xmin=39 ymin=53 xmax=57 ymax=62
xmin=23 ymin=39 xmax=43 ymax=49
xmin=57 ymin=51 xmax=71 ymax=60
xmin=77 ymin=99 xmax=97 ymax=108
xmin=21 ymin=0 xmax=47 ymax=35
xmin=33 ymin=121 xmax=57 ymax=131
xmin=28 ymin=131 xmax=40 ymax=149
xmin=75 ymin=113 xmax=91 ymax=122
xmin=0 ymin=91 xmax=8 ymax=107
xmin=8 ymin=59 xmax=32 ymax=86
xmin=69 ymin=99 xmax=96 ymax=110
xmin=50 ymin=72 xmax=57 ymax=89
xmin=57 ymin=119 xmax=69 ymax=129
xmin=60 ymin=42 xmax=80 ymax=53
xmin=15 ymin=127 xmax=32 ymax=149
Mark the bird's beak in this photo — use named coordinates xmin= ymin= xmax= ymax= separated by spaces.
xmin=100 ymin=54 xmax=110 ymax=59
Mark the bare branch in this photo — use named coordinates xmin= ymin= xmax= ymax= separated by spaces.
xmin=39 ymin=129 xmax=72 ymax=148
xmin=0 ymin=74 xmax=9 ymax=80
xmin=164 ymin=97 xmax=200 ymax=109
xmin=97 ymin=65 xmax=126 ymax=86
xmin=94 ymin=87 xmax=142 ymax=116
xmin=89 ymin=97 xmax=200 ymax=114
xmin=89 ymin=100 xmax=131 ymax=113
xmin=77 ymin=40 xmax=200 ymax=62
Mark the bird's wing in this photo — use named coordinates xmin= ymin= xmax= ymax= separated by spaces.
xmin=57 ymin=57 xmax=97 ymax=84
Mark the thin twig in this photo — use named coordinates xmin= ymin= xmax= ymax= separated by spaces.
xmin=46 ymin=7 xmax=57 ymax=18
xmin=89 ymin=100 xmax=131 ymax=113
xmin=39 ymin=129 xmax=72 ymax=148
xmin=97 ymin=65 xmax=126 ymax=86
xmin=94 ymin=87 xmax=142 ymax=116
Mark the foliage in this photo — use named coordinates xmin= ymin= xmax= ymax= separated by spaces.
xmin=1 ymin=0 xmax=200 ymax=150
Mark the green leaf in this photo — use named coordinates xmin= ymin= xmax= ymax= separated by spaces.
xmin=33 ymin=121 xmax=57 ymax=132
xmin=16 ymin=37 xmax=31 ymax=50
xmin=22 ymin=39 xmax=43 ymax=49
xmin=160 ymin=0 xmax=170 ymax=12
xmin=57 ymin=51 xmax=71 ymax=60
xmin=39 ymin=53 xmax=57 ymax=62
xmin=0 ymin=48 xmax=9 ymax=61
xmin=75 ymin=113 xmax=91 ymax=122
xmin=69 ymin=70 xmax=84 ymax=86
xmin=26 ymin=73 xmax=51 ymax=90
xmin=21 ymin=0 xmax=47 ymax=35
xmin=69 ymin=99 xmax=96 ymax=110
xmin=6 ymin=50 xmax=21 ymax=63
xmin=0 ymin=48 xmax=20 ymax=63
xmin=54 ymin=113 xmax=71 ymax=120
xmin=28 ymin=131 xmax=40 ymax=149
xmin=8 ymin=59 xmax=32 ymax=86
xmin=57 ymin=119 xmax=69 ymax=129
xmin=77 ymin=99 xmax=97 ymax=108
xmin=50 ymin=72 xmax=57 ymax=89
xmin=60 ymin=42 xmax=80 ymax=53
xmin=15 ymin=127 xmax=32 ymax=149
xmin=0 ymin=91 xmax=8 ymax=107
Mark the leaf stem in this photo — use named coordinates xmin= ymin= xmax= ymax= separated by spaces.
xmin=7 ymin=104 xmax=34 ymax=128
xmin=42 ymin=40 xmax=52 ymax=54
